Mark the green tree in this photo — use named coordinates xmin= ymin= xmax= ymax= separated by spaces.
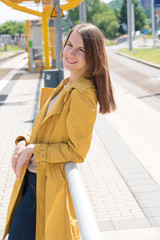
xmin=61 ymin=16 xmax=73 ymax=35
xmin=67 ymin=0 xmax=118 ymax=39
xmin=68 ymin=0 xmax=105 ymax=25
xmin=134 ymin=1 xmax=146 ymax=31
xmin=109 ymin=0 xmax=123 ymax=10
xmin=15 ymin=22 xmax=25 ymax=34
xmin=114 ymin=7 xmax=121 ymax=22
xmin=143 ymin=8 xmax=151 ymax=18
xmin=86 ymin=0 xmax=101 ymax=22
xmin=67 ymin=6 xmax=79 ymax=26
xmin=92 ymin=9 xmax=118 ymax=38
xmin=119 ymin=0 xmax=146 ymax=33
xmin=0 ymin=23 xmax=12 ymax=34
xmin=119 ymin=0 xmax=127 ymax=34
xmin=0 ymin=21 xmax=25 ymax=34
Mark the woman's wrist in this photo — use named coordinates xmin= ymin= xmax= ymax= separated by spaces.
xmin=17 ymin=140 xmax=26 ymax=146
xmin=26 ymin=144 xmax=35 ymax=155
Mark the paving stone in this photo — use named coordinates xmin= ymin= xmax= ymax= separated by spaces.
xmin=112 ymin=218 xmax=151 ymax=230
xmin=138 ymin=199 xmax=160 ymax=208
xmin=126 ymin=178 xmax=157 ymax=186
xmin=79 ymin=130 xmax=146 ymax=223
xmin=148 ymin=217 xmax=160 ymax=227
xmin=115 ymin=227 xmax=160 ymax=240
xmin=129 ymin=185 xmax=160 ymax=193
xmin=135 ymin=191 xmax=160 ymax=201
xmin=143 ymin=208 xmax=160 ymax=217
xmin=98 ymin=220 xmax=114 ymax=231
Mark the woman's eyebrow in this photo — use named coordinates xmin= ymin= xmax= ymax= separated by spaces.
xmin=79 ymin=46 xmax=85 ymax=50
xmin=67 ymin=40 xmax=85 ymax=49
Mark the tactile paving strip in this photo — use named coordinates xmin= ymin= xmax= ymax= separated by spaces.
xmin=79 ymin=129 xmax=150 ymax=231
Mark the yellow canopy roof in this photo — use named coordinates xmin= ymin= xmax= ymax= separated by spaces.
xmin=0 ymin=0 xmax=83 ymax=16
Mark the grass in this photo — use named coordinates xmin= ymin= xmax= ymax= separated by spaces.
xmin=0 ymin=44 xmax=23 ymax=58
xmin=104 ymin=38 xmax=117 ymax=46
xmin=117 ymin=48 xmax=160 ymax=65
xmin=146 ymin=35 xmax=153 ymax=39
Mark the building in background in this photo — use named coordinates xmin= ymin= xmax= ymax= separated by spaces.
xmin=140 ymin=0 xmax=151 ymax=9
xmin=156 ymin=10 xmax=160 ymax=30
xmin=0 ymin=34 xmax=26 ymax=49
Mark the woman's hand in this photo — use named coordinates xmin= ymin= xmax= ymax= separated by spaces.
xmin=15 ymin=144 xmax=35 ymax=180
xmin=12 ymin=140 xmax=26 ymax=174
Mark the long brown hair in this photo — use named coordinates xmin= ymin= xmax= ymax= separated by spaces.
xmin=62 ymin=23 xmax=116 ymax=114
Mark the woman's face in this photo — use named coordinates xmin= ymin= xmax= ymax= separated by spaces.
xmin=62 ymin=31 xmax=87 ymax=76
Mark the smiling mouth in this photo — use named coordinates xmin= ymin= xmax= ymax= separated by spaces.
xmin=66 ymin=57 xmax=77 ymax=64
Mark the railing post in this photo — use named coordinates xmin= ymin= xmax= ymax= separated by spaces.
xmin=65 ymin=162 xmax=101 ymax=240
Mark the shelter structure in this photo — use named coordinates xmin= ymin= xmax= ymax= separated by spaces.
xmin=1 ymin=0 xmax=83 ymax=72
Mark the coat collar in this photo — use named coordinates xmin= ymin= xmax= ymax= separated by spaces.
xmin=43 ymin=72 xmax=95 ymax=103
xmin=38 ymin=73 xmax=95 ymax=126
xmin=62 ymin=72 xmax=95 ymax=93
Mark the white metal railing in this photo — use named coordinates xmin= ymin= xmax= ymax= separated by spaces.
xmin=65 ymin=162 xmax=101 ymax=240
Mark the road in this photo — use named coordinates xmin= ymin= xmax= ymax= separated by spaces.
xmin=107 ymin=47 xmax=160 ymax=113
xmin=107 ymin=47 xmax=160 ymax=98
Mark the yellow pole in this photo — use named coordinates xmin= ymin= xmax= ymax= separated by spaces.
xmin=25 ymin=20 xmax=31 ymax=72
xmin=49 ymin=26 xmax=56 ymax=68
xmin=42 ymin=12 xmax=50 ymax=70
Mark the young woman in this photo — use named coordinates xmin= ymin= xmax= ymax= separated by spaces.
xmin=3 ymin=23 xmax=116 ymax=240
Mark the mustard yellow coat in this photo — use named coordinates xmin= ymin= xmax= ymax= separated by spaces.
xmin=3 ymin=74 xmax=97 ymax=240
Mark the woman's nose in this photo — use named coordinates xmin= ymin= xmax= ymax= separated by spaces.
xmin=69 ymin=48 xmax=76 ymax=57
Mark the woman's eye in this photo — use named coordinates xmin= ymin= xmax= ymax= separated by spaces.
xmin=67 ymin=43 xmax=72 ymax=47
xmin=79 ymin=48 xmax=85 ymax=52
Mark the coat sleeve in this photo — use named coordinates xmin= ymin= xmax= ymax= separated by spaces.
xmin=34 ymin=88 xmax=97 ymax=164
xmin=15 ymin=133 xmax=31 ymax=145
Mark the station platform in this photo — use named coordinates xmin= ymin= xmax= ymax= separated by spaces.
xmin=0 ymin=52 xmax=160 ymax=240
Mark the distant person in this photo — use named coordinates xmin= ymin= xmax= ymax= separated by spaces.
xmin=3 ymin=23 xmax=116 ymax=240
xmin=142 ymin=29 xmax=148 ymax=46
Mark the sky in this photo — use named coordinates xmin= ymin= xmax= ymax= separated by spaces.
xmin=0 ymin=2 xmax=41 ymax=24
xmin=0 ymin=0 xmax=112 ymax=24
